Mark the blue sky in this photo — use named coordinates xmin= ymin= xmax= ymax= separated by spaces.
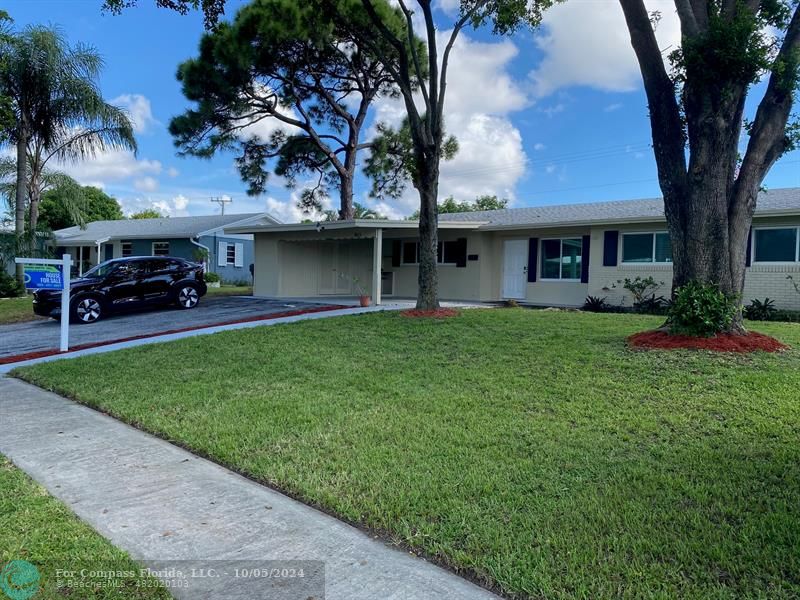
xmin=5 ymin=0 xmax=799 ymax=221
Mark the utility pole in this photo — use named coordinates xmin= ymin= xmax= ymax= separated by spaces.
xmin=210 ymin=196 xmax=232 ymax=215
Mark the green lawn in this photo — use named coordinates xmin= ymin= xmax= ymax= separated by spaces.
xmin=0 ymin=296 xmax=41 ymax=325
xmin=205 ymin=284 xmax=252 ymax=296
xmin=0 ymin=455 xmax=170 ymax=599
xmin=14 ymin=310 xmax=800 ymax=599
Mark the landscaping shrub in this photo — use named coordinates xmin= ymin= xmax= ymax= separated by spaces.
xmin=0 ymin=270 xmax=24 ymax=298
xmin=583 ymin=295 xmax=608 ymax=312
xmin=634 ymin=294 xmax=670 ymax=315
xmin=667 ymin=281 xmax=739 ymax=336
xmin=744 ymin=298 xmax=777 ymax=321
xmin=204 ymin=272 xmax=220 ymax=283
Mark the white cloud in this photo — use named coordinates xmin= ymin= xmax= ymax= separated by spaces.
xmin=167 ymin=167 xmax=180 ymax=178
xmin=121 ymin=193 xmax=192 ymax=217
xmin=534 ymin=143 xmax=546 ymax=151
xmin=58 ymin=149 xmax=162 ymax=185
xmin=538 ymin=103 xmax=565 ymax=118
xmin=369 ymin=31 xmax=530 ymax=217
xmin=528 ymin=1 xmax=680 ymax=98
xmin=134 ymin=176 xmax=159 ymax=192
xmin=604 ymin=103 xmax=624 ymax=112
xmin=111 ymin=94 xmax=159 ymax=134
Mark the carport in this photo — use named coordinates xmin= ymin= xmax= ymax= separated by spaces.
xmin=226 ymin=220 xmax=486 ymax=304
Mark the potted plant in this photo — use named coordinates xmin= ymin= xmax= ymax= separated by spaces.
xmin=340 ymin=273 xmax=370 ymax=306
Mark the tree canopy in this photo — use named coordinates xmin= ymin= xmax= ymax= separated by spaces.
xmin=171 ymin=0 xmax=412 ymax=220
xmin=39 ymin=184 xmax=123 ymax=230
xmin=130 ymin=208 xmax=164 ymax=219
xmin=102 ymin=0 xmax=227 ymax=29
xmin=408 ymin=194 xmax=508 ymax=219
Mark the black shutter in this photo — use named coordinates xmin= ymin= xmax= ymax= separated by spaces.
xmin=391 ymin=240 xmax=401 ymax=267
xmin=745 ymin=228 xmax=753 ymax=267
xmin=581 ymin=235 xmax=591 ymax=283
xmin=603 ymin=230 xmax=619 ymax=267
xmin=528 ymin=238 xmax=538 ymax=282
xmin=455 ymin=238 xmax=468 ymax=268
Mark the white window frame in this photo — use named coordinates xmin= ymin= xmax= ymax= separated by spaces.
xmin=752 ymin=226 xmax=800 ymax=264
xmin=121 ymin=240 xmax=133 ymax=257
xmin=621 ymin=231 xmax=673 ymax=264
xmin=152 ymin=241 xmax=170 ymax=256
xmin=400 ymin=240 xmax=458 ymax=266
xmin=225 ymin=242 xmax=236 ymax=266
xmin=540 ymin=238 xmax=583 ymax=282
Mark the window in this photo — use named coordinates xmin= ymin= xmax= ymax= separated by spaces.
xmin=121 ymin=241 xmax=133 ymax=257
xmin=152 ymin=242 xmax=170 ymax=256
xmin=754 ymin=227 xmax=799 ymax=263
xmin=540 ymin=238 xmax=582 ymax=280
xmin=401 ymin=240 xmax=460 ymax=265
xmin=226 ymin=243 xmax=236 ymax=265
xmin=622 ymin=232 xmax=672 ymax=263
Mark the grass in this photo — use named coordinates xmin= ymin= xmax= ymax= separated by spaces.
xmin=0 ymin=455 xmax=170 ymax=599
xmin=205 ymin=284 xmax=252 ymax=296
xmin=0 ymin=296 xmax=41 ymax=325
xmin=14 ymin=309 xmax=800 ymax=599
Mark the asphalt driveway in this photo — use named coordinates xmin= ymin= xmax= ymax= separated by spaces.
xmin=0 ymin=296 xmax=337 ymax=362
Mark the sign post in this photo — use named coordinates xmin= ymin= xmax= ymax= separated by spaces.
xmin=15 ymin=254 xmax=72 ymax=352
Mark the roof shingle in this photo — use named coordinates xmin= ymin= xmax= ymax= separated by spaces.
xmin=439 ymin=187 xmax=800 ymax=227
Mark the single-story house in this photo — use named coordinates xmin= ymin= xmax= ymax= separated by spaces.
xmin=54 ymin=213 xmax=279 ymax=281
xmin=227 ymin=187 xmax=800 ymax=309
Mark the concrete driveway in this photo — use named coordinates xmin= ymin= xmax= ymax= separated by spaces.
xmin=0 ymin=296 xmax=338 ymax=363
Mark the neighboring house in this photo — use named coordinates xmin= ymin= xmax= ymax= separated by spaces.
xmin=228 ymin=187 xmax=800 ymax=309
xmin=54 ymin=213 xmax=280 ymax=281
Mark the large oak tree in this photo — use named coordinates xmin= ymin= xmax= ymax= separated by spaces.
xmin=619 ymin=0 xmax=800 ymax=330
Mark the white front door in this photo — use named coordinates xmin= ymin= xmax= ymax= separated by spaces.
xmin=502 ymin=239 xmax=528 ymax=299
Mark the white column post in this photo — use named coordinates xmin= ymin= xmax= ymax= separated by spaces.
xmin=78 ymin=246 xmax=83 ymax=276
xmin=372 ymin=228 xmax=382 ymax=306
xmin=60 ymin=254 xmax=72 ymax=352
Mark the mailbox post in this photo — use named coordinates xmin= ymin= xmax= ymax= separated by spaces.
xmin=15 ymin=254 xmax=72 ymax=352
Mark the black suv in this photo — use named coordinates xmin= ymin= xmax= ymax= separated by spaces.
xmin=33 ymin=256 xmax=208 ymax=324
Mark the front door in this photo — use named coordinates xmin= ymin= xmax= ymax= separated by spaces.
xmin=502 ymin=239 xmax=528 ymax=299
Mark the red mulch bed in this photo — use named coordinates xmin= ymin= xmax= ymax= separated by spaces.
xmin=399 ymin=308 xmax=459 ymax=319
xmin=628 ymin=330 xmax=788 ymax=353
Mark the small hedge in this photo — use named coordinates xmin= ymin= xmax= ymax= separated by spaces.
xmin=204 ymin=272 xmax=221 ymax=283
xmin=667 ymin=281 xmax=739 ymax=336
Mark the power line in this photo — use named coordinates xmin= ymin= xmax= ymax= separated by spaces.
xmin=210 ymin=196 xmax=232 ymax=215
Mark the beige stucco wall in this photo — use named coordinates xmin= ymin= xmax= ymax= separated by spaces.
xmin=381 ymin=230 xmax=487 ymax=301
xmin=588 ymin=217 xmax=800 ymax=310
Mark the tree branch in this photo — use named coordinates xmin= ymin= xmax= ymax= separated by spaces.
xmin=619 ymin=0 xmax=688 ymax=201
xmin=734 ymin=5 xmax=800 ymax=208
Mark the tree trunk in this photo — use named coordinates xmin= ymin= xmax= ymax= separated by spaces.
xmin=29 ymin=188 xmax=41 ymax=233
xmin=415 ymin=159 xmax=440 ymax=311
xmin=14 ymin=133 xmax=27 ymax=286
xmin=338 ymin=173 xmax=354 ymax=220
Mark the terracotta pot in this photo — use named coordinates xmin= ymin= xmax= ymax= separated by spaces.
xmin=359 ymin=295 xmax=371 ymax=307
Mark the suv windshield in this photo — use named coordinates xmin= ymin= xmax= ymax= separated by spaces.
xmin=82 ymin=260 xmax=120 ymax=279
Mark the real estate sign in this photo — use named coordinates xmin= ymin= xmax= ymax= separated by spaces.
xmin=23 ymin=264 xmax=64 ymax=290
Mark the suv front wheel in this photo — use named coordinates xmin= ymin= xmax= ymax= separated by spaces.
xmin=71 ymin=295 xmax=104 ymax=324
xmin=175 ymin=284 xmax=200 ymax=309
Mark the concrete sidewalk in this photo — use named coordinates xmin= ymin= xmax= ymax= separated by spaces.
xmin=0 ymin=377 xmax=499 ymax=600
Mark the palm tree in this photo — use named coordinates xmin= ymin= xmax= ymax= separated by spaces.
xmin=0 ymin=25 xmax=136 ymax=283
